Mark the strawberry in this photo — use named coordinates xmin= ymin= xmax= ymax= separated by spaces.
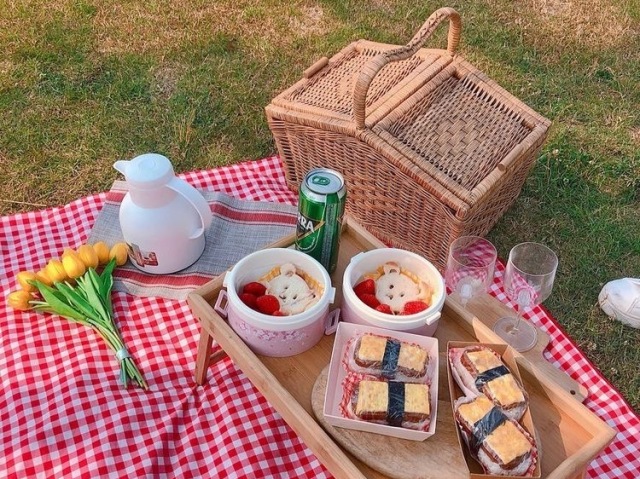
xmin=272 ymin=310 xmax=287 ymax=316
xmin=359 ymin=293 xmax=380 ymax=309
xmin=375 ymin=303 xmax=393 ymax=314
xmin=353 ymin=278 xmax=375 ymax=296
xmin=242 ymin=281 xmax=267 ymax=297
xmin=240 ymin=293 xmax=258 ymax=309
xmin=401 ymin=301 xmax=429 ymax=315
xmin=255 ymin=294 xmax=280 ymax=315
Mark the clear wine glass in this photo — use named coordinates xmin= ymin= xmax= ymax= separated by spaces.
xmin=493 ymin=242 xmax=558 ymax=352
xmin=445 ymin=236 xmax=497 ymax=308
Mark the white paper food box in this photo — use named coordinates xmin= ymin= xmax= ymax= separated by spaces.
xmin=323 ymin=321 xmax=439 ymax=441
xmin=447 ymin=341 xmax=541 ymax=479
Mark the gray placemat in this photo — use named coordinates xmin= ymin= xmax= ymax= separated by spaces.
xmin=88 ymin=180 xmax=297 ymax=300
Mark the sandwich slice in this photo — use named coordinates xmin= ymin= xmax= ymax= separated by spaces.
xmin=354 ymin=334 xmax=429 ymax=379
xmin=449 ymin=345 xmax=528 ymax=421
xmin=353 ymin=379 xmax=431 ymax=429
xmin=454 ymin=395 xmax=537 ymax=476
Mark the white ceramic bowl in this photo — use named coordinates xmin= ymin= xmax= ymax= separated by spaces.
xmin=341 ymin=248 xmax=445 ymax=336
xmin=215 ymin=248 xmax=337 ymax=357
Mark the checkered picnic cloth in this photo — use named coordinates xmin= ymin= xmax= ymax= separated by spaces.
xmin=1 ymin=156 xmax=638 ymax=478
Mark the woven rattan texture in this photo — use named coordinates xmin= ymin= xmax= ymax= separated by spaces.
xmin=287 ymin=48 xmax=424 ymax=115
xmin=269 ymin=103 xmax=546 ymax=273
xmin=388 ymin=75 xmax=532 ymax=192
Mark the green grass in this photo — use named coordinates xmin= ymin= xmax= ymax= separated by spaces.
xmin=1 ymin=0 xmax=638 ymax=411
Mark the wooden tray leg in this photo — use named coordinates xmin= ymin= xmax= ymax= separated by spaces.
xmin=195 ymin=325 xmax=230 ymax=385
xmin=195 ymin=326 xmax=214 ymax=385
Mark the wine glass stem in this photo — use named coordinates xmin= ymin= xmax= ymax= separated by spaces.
xmin=460 ymin=293 xmax=471 ymax=310
xmin=512 ymin=308 xmax=523 ymax=333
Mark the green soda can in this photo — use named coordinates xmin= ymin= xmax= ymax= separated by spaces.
xmin=296 ymin=168 xmax=347 ymax=274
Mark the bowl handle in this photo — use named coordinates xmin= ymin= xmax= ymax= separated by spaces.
xmin=327 ymin=286 xmax=336 ymax=303
xmin=349 ymin=252 xmax=365 ymax=264
xmin=324 ymin=309 xmax=341 ymax=335
xmin=425 ymin=311 xmax=441 ymax=325
xmin=214 ymin=290 xmax=229 ymax=319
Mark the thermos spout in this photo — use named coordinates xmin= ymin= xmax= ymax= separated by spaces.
xmin=113 ymin=160 xmax=129 ymax=176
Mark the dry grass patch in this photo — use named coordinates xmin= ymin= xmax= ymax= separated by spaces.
xmin=93 ymin=2 xmax=230 ymax=55
xmin=151 ymin=64 xmax=183 ymax=101
xmin=288 ymin=5 xmax=327 ymax=36
xmin=492 ymin=0 xmax=636 ymax=50
xmin=91 ymin=1 xmax=338 ymax=57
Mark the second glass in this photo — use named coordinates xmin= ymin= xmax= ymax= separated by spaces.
xmin=492 ymin=242 xmax=558 ymax=352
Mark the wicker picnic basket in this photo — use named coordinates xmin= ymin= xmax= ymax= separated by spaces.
xmin=265 ymin=7 xmax=551 ymax=271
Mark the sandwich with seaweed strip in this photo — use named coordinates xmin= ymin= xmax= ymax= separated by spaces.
xmin=346 ymin=376 xmax=432 ymax=430
xmin=449 ymin=345 xmax=528 ymax=421
xmin=345 ymin=333 xmax=430 ymax=381
xmin=454 ymin=395 xmax=538 ymax=476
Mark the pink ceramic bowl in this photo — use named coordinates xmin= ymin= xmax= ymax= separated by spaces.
xmin=214 ymin=248 xmax=338 ymax=357
xmin=341 ymin=248 xmax=445 ymax=336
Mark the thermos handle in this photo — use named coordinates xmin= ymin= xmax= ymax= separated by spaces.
xmin=167 ymin=177 xmax=213 ymax=239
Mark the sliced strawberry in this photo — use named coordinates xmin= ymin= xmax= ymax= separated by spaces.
xmin=359 ymin=293 xmax=380 ymax=309
xmin=375 ymin=303 xmax=393 ymax=314
xmin=255 ymin=294 xmax=280 ymax=315
xmin=353 ymin=278 xmax=375 ymax=296
xmin=272 ymin=310 xmax=287 ymax=316
xmin=242 ymin=281 xmax=267 ymax=297
xmin=402 ymin=300 xmax=429 ymax=315
xmin=240 ymin=293 xmax=258 ymax=309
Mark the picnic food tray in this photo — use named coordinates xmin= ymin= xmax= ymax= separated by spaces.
xmin=187 ymin=217 xmax=614 ymax=479
xmin=265 ymin=7 xmax=551 ymax=272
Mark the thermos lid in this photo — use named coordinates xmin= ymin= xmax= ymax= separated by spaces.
xmin=124 ymin=153 xmax=175 ymax=190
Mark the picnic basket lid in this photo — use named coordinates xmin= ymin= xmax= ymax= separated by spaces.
xmin=371 ymin=61 xmax=550 ymax=205
xmin=269 ymin=7 xmax=550 ymax=207
xmin=270 ymin=8 xmax=462 ymax=122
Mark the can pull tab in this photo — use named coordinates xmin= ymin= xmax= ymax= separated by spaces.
xmin=311 ymin=175 xmax=331 ymax=186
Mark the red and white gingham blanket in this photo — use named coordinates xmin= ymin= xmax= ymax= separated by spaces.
xmin=1 ymin=156 xmax=638 ymax=478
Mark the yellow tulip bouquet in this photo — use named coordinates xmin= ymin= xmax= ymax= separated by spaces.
xmin=7 ymin=242 xmax=147 ymax=389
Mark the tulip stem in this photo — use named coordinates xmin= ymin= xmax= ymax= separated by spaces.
xmin=29 ymin=259 xmax=147 ymax=389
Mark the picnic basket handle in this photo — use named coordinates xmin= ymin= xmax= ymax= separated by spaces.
xmin=353 ymin=7 xmax=461 ymax=129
